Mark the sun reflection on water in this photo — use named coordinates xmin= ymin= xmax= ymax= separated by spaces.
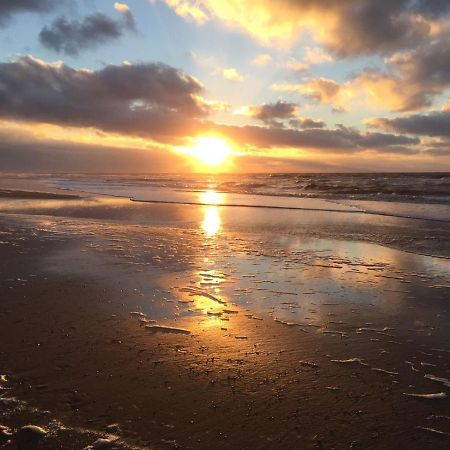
xmin=199 ymin=189 xmax=223 ymax=205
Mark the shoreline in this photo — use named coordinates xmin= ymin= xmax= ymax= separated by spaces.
xmin=1 ymin=185 xmax=449 ymax=260
xmin=128 ymin=197 xmax=450 ymax=224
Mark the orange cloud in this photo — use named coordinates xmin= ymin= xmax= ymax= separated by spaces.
xmin=272 ymin=78 xmax=355 ymax=112
xmin=163 ymin=0 xmax=447 ymax=55
xmin=355 ymin=71 xmax=428 ymax=112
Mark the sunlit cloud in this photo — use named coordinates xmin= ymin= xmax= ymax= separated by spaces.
xmin=223 ymin=67 xmax=244 ymax=82
xmin=304 ymin=47 xmax=333 ymax=65
xmin=286 ymin=58 xmax=309 ymax=73
xmin=114 ymin=2 xmax=136 ymax=30
xmin=0 ymin=51 xmax=441 ymax=172
xmin=355 ymin=70 xmax=427 ymax=112
xmin=251 ymin=53 xmax=272 ymax=67
xmin=165 ymin=0 xmax=209 ymax=24
xmin=163 ymin=0 xmax=450 ymax=55
xmin=272 ymin=78 xmax=356 ymax=112
xmin=356 ymin=37 xmax=450 ymax=112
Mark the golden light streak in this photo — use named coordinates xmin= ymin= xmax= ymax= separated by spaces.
xmin=202 ymin=206 xmax=221 ymax=237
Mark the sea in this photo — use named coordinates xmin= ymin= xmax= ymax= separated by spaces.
xmin=6 ymin=172 xmax=450 ymax=222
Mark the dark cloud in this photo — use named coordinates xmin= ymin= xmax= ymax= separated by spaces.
xmin=213 ymin=123 xmax=419 ymax=154
xmin=248 ymin=101 xmax=298 ymax=127
xmin=323 ymin=0 xmax=432 ymax=57
xmin=370 ymin=110 xmax=450 ymax=137
xmin=289 ymin=118 xmax=325 ymax=129
xmin=400 ymin=39 xmax=450 ymax=87
xmin=247 ymin=101 xmax=327 ymax=131
xmin=0 ymin=56 xmax=207 ymax=140
xmin=413 ymin=0 xmax=450 ymax=17
xmin=0 ymin=0 xmax=58 ymax=22
xmin=297 ymin=0 xmax=450 ymax=56
xmin=424 ymin=148 xmax=450 ymax=157
xmin=0 ymin=136 xmax=188 ymax=173
xmin=39 ymin=11 xmax=136 ymax=55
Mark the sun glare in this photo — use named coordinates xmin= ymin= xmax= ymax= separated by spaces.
xmin=183 ymin=136 xmax=232 ymax=167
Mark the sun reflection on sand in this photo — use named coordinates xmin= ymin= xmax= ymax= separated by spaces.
xmin=202 ymin=206 xmax=221 ymax=237
xmin=200 ymin=190 xmax=223 ymax=237
xmin=168 ymin=268 xmax=232 ymax=330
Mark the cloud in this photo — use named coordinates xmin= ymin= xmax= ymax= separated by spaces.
xmin=235 ymin=102 xmax=326 ymax=129
xmin=356 ymin=37 xmax=450 ymax=112
xmin=251 ymin=54 xmax=272 ymax=66
xmin=0 ymin=133 xmax=188 ymax=173
xmin=165 ymin=0 xmax=209 ymax=24
xmin=39 ymin=9 xmax=136 ymax=55
xmin=286 ymin=58 xmax=309 ymax=72
xmin=355 ymin=70 xmax=425 ymax=112
xmin=369 ymin=109 xmax=450 ymax=137
xmin=283 ymin=48 xmax=331 ymax=74
xmin=214 ymin=123 xmax=419 ymax=154
xmin=246 ymin=101 xmax=298 ymax=126
xmin=419 ymin=136 xmax=450 ymax=157
xmin=0 ymin=55 xmax=422 ymax=157
xmin=0 ymin=55 xmax=207 ymax=141
xmin=273 ymin=78 xmax=355 ymax=112
xmin=289 ymin=118 xmax=325 ymax=129
xmin=423 ymin=146 xmax=450 ymax=157
xmin=275 ymin=36 xmax=450 ymax=114
xmin=223 ymin=68 xmax=243 ymax=82
xmin=0 ymin=0 xmax=58 ymax=23
xmin=0 ymin=124 xmax=427 ymax=174
xmin=114 ymin=2 xmax=136 ymax=30
xmin=164 ymin=0 xmax=450 ymax=56
xmin=304 ymin=47 xmax=333 ymax=65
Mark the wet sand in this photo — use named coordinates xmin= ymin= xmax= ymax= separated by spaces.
xmin=0 ymin=188 xmax=449 ymax=449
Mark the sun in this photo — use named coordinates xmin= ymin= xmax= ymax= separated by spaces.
xmin=186 ymin=136 xmax=232 ymax=167
xmin=191 ymin=136 xmax=231 ymax=165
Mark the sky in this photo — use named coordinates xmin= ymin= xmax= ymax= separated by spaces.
xmin=0 ymin=0 xmax=450 ymax=173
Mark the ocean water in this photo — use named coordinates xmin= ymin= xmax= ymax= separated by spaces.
xmin=47 ymin=172 xmax=450 ymax=222
xmin=4 ymin=172 xmax=445 ymax=221
xmin=49 ymin=172 xmax=449 ymax=201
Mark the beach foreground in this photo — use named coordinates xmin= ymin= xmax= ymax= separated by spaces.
xmin=0 ymin=186 xmax=449 ymax=449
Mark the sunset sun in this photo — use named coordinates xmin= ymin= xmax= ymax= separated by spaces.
xmin=186 ymin=136 xmax=232 ymax=167
xmin=192 ymin=136 xmax=231 ymax=166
